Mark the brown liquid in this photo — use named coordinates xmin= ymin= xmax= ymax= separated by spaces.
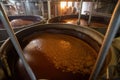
xmin=10 ymin=19 xmax=33 ymax=27
xmin=60 ymin=18 xmax=107 ymax=27
xmin=0 ymin=19 xmax=33 ymax=29
xmin=15 ymin=33 xmax=97 ymax=80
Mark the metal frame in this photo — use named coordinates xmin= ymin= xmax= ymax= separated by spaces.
xmin=89 ymin=0 xmax=120 ymax=80
xmin=0 ymin=0 xmax=120 ymax=80
xmin=0 ymin=3 xmax=36 ymax=80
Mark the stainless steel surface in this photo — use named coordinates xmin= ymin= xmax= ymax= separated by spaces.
xmin=1 ymin=23 xmax=112 ymax=80
xmin=77 ymin=0 xmax=83 ymax=25
xmin=88 ymin=1 xmax=94 ymax=25
xmin=0 ymin=3 xmax=36 ymax=80
xmin=0 ymin=15 xmax=45 ymax=47
xmin=48 ymin=0 xmax=51 ymax=19
xmin=89 ymin=0 xmax=120 ymax=80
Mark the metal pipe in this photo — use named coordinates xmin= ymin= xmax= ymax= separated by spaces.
xmin=25 ymin=0 xmax=31 ymax=15
xmin=40 ymin=1 xmax=44 ymax=17
xmin=0 ymin=3 xmax=36 ymax=80
xmin=48 ymin=0 xmax=51 ymax=19
xmin=88 ymin=1 xmax=94 ymax=25
xmin=77 ymin=0 xmax=83 ymax=25
xmin=89 ymin=1 xmax=120 ymax=80
xmin=14 ymin=2 xmax=19 ymax=15
xmin=55 ymin=3 xmax=58 ymax=17
xmin=21 ymin=1 xmax=27 ymax=15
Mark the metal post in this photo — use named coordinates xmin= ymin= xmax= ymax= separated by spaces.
xmin=25 ymin=0 xmax=31 ymax=15
xmin=77 ymin=0 xmax=83 ymax=25
xmin=0 ymin=3 xmax=36 ymax=80
xmin=21 ymin=1 xmax=27 ymax=15
xmin=41 ymin=1 xmax=44 ymax=17
xmin=88 ymin=1 xmax=94 ymax=25
xmin=55 ymin=3 xmax=58 ymax=17
xmin=14 ymin=2 xmax=19 ymax=15
xmin=48 ymin=0 xmax=51 ymax=19
xmin=89 ymin=1 xmax=120 ymax=80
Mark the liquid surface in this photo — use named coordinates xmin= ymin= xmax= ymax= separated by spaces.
xmin=0 ymin=19 xmax=33 ymax=29
xmin=10 ymin=19 xmax=33 ymax=27
xmin=58 ymin=18 xmax=107 ymax=27
xmin=15 ymin=33 xmax=97 ymax=80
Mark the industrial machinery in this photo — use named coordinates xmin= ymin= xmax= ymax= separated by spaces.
xmin=0 ymin=0 xmax=120 ymax=80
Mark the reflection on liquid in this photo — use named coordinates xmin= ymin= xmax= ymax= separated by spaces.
xmin=61 ymin=18 xmax=107 ymax=27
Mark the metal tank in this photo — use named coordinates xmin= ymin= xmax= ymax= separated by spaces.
xmin=0 ymin=15 xmax=45 ymax=46
xmin=48 ymin=14 xmax=110 ymax=34
xmin=0 ymin=24 xmax=116 ymax=80
xmin=47 ymin=0 xmax=117 ymax=35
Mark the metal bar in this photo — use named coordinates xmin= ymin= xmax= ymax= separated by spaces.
xmin=89 ymin=1 xmax=120 ymax=80
xmin=25 ymin=0 xmax=31 ymax=15
xmin=0 ymin=3 xmax=36 ymax=80
xmin=77 ymin=0 xmax=83 ymax=25
xmin=21 ymin=1 xmax=27 ymax=15
xmin=14 ymin=2 xmax=19 ymax=15
xmin=48 ymin=0 xmax=51 ymax=19
xmin=55 ymin=4 xmax=57 ymax=17
xmin=88 ymin=1 xmax=94 ymax=25
xmin=41 ymin=1 xmax=44 ymax=17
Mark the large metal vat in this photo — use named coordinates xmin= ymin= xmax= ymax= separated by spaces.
xmin=0 ymin=15 xmax=45 ymax=46
xmin=0 ymin=24 xmax=115 ymax=80
xmin=48 ymin=15 xmax=110 ymax=34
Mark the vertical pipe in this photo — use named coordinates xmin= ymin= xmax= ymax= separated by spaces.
xmin=21 ymin=1 xmax=27 ymax=15
xmin=88 ymin=1 xmax=94 ymax=25
xmin=48 ymin=0 xmax=51 ymax=19
xmin=77 ymin=0 xmax=83 ymax=25
xmin=41 ymin=1 xmax=44 ymax=17
xmin=23 ymin=0 xmax=32 ymax=15
xmin=14 ymin=2 xmax=19 ymax=15
xmin=55 ymin=3 xmax=57 ymax=17
xmin=89 ymin=1 xmax=120 ymax=80
xmin=0 ymin=3 xmax=36 ymax=80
